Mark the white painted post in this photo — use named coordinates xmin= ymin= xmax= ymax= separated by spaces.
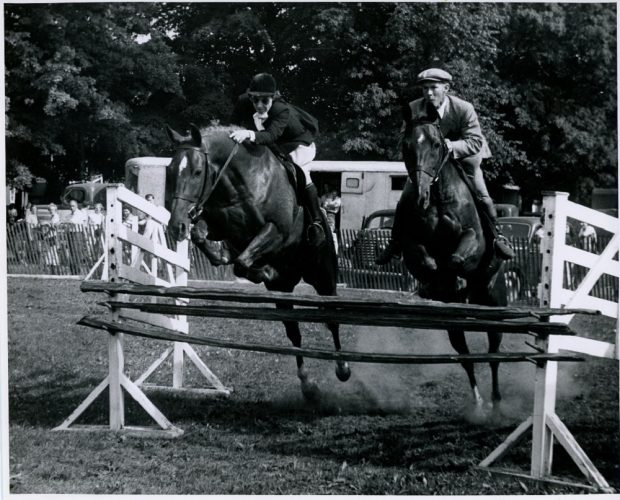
xmin=106 ymin=186 xmax=126 ymax=430
xmin=531 ymin=191 xmax=568 ymax=477
xmin=172 ymin=238 xmax=188 ymax=389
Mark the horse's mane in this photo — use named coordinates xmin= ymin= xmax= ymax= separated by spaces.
xmin=199 ymin=124 xmax=243 ymax=160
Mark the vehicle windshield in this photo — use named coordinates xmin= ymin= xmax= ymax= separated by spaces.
xmin=364 ymin=215 xmax=394 ymax=230
xmin=498 ymin=222 xmax=532 ymax=239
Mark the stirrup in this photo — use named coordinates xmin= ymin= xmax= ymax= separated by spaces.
xmin=307 ymin=221 xmax=326 ymax=247
xmin=494 ymin=235 xmax=515 ymax=260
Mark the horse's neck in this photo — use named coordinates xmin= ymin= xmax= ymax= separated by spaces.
xmin=435 ymin=161 xmax=462 ymax=200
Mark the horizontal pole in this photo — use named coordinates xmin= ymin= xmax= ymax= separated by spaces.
xmin=103 ymin=301 xmax=575 ymax=335
xmin=82 ymin=281 xmax=599 ymax=318
xmin=77 ymin=315 xmax=584 ymax=365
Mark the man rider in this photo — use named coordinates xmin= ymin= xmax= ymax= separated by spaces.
xmin=229 ymin=73 xmax=326 ymax=247
xmin=376 ymin=68 xmax=515 ymax=264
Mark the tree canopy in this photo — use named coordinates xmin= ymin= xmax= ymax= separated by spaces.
xmin=5 ymin=2 xmax=617 ymax=206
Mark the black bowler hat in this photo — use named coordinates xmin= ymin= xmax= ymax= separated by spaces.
xmin=247 ymin=73 xmax=279 ymax=97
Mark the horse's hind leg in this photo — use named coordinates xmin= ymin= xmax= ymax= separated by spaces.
xmin=487 ymin=331 xmax=503 ymax=407
xmin=447 ymin=328 xmax=484 ymax=407
xmin=327 ymin=321 xmax=351 ymax=382
xmin=309 ymin=250 xmax=351 ymax=383
xmin=276 ymin=303 xmax=320 ymax=402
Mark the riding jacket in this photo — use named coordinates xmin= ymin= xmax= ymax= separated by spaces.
xmin=230 ymin=94 xmax=315 ymax=154
xmin=408 ymin=95 xmax=491 ymax=160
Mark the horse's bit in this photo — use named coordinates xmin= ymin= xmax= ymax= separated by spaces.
xmin=173 ymin=142 xmax=240 ymax=222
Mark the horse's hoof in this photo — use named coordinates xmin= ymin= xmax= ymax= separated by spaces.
xmin=335 ymin=362 xmax=351 ymax=382
xmin=301 ymin=381 xmax=321 ymax=403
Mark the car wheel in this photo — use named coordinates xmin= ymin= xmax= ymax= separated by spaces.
xmin=504 ymin=268 xmax=523 ymax=303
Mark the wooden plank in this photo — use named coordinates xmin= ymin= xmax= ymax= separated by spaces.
xmin=77 ymin=315 xmax=585 ymax=365
xmin=119 ymin=309 xmax=189 ymax=334
xmin=81 ymin=281 xmax=598 ymax=318
xmin=104 ymin=301 xmax=576 ymax=335
xmin=116 ymin=225 xmax=190 ymax=270
xmin=479 ymin=416 xmax=532 ymax=467
xmin=547 ymin=413 xmax=612 ymax=490
xmin=561 ymin=245 xmax=620 ymax=278
xmin=120 ymin=373 xmax=178 ymax=431
xmin=475 ymin=466 xmax=604 ymax=493
xmin=557 ymin=289 xmax=617 ymax=319
xmin=59 ymin=424 xmax=183 ymax=439
xmin=117 ymin=263 xmax=175 ymax=287
xmin=549 ymin=335 xmax=617 ymax=360
xmin=565 ymin=199 xmax=619 ymax=234
xmin=52 ymin=377 xmax=109 ymax=430
xmin=115 ymin=185 xmax=171 ymax=225
xmin=133 ymin=347 xmax=174 ymax=386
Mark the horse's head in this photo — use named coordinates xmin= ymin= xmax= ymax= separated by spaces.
xmin=165 ymin=124 xmax=209 ymax=242
xmin=401 ymin=103 xmax=449 ymax=210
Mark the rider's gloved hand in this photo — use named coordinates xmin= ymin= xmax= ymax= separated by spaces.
xmin=229 ymin=130 xmax=255 ymax=143
xmin=444 ymin=139 xmax=453 ymax=154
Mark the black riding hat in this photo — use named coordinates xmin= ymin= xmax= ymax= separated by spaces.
xmin=247 ymin=73 xmax=281 ymax=98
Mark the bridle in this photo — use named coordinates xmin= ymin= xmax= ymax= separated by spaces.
xmin=409 ymin=121 xmax=450 ymax=185
xmin=171 ymin=142 xmax=239 ymax=222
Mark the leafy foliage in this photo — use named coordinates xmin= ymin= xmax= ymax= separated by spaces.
xmin=5 ymin=2 xmax=617 ymax=205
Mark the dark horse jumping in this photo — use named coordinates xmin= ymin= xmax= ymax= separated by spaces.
xmin=395 ymin=106 xmax=507 ymax=412
xmin=165 ymin=124 xmax=351 ymax=399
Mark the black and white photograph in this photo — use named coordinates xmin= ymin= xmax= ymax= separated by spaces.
xmin=2 ymin=1 xmax=618 ymax=496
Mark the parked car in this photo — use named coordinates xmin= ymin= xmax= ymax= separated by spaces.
xmin=36 ymin=182 xmax=114 ymax=225
xmin=497 ymin=216 xmax=543 ymax=303
xmin=339 ymin=209 xmax=415 ymax=291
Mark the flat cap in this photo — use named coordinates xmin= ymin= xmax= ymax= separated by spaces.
xmin=416 ymin=68 xmax=453 ymax=84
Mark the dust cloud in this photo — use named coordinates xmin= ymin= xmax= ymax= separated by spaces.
xmin=271 ymin=325 xmax=587 ymax=425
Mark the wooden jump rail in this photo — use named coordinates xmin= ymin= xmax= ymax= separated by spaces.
xmin=77 ymin=315 xmax=584 ymax=365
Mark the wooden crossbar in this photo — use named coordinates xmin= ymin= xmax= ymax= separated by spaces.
xmin=77 ymin=315 xmax=584 ymax=365
xmin=102 ymin=300 xmax=576 ymax=336
xmin=81 ymin=281 xmax=599 ymax=319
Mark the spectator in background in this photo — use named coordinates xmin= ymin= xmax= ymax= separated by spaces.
xmin=68 ymin=199 xmax=87 ymax=225
xmin=48 ymin=203 xmax=60 ymax=225
xmin=88 ymin=203 xmax=104 ymax=228
xmin=321 ymin=187 xmax=341 ymax=253
xmin=7 ymin=203 xmax=18 ymax=225
xmin=24 ymin=203 xmax=39 ymax=225
xmin=122 ymin=206 xmax=139 ymax=264
xmin=578 ymin=222 xmax=597 ymax=252
xmin=122 ymin=206 xmax=139 ymax=231
xmin=321 ymin=188 xmax=341 ymax=234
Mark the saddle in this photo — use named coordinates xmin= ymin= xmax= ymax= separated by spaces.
xmin=268 ymin=145 xmax=307 ymax=200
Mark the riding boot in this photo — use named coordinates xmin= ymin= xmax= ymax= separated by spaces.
xmin=302 ymin=183 xmax=326 ymax=248
xmin=478 ymin=197 xmax=515 ymax=260
xmin=375 ymin=201 xmax=404 ymax=265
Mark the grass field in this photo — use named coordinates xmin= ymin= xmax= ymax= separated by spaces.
xmin=6 ymin=277 xmax=619 ymax=494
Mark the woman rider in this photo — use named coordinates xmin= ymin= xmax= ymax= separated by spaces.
xmin=229 ymin=73 xmax=325 ymax=248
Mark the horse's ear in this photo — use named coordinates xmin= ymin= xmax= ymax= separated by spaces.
xmin=189 ymin=123 xmax=203 ymax=147
xmin=166 ymin=125 xmax=186 ymax=144
xmin=401 ymin=98 xmax=412 ymax=124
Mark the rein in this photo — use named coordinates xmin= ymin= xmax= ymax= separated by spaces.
xmin=173 ymin=142 xmax=240 ymax=222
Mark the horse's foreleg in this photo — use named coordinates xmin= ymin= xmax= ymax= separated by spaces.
xmin=447 ymin=328 xmax=483 ymax=407
xmin=235 ymin=222 xmax=284 ymax=271
xmin=276 ymin=303 xmax=320 ymax=402
xmin=449 ymin=227 xmax=480 ymax=272
xmin=402 ymin=243 xmax=438 ymax=283
xmin=190 ymin=220 xmax=233 ymax=265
